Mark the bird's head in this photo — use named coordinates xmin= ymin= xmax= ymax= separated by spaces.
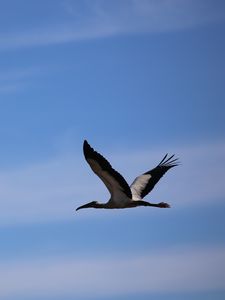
xmin=76 ymin=201 xmax=98 ymax=211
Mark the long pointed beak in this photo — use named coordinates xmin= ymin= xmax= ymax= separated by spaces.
xmin=76 ymin=202 xmax=93 ymax=211
xmin=76 ymin=204 xmax=86 ymax=211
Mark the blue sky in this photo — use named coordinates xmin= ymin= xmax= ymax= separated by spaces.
xmin=0 ymin=0 xmax=225 ymax=299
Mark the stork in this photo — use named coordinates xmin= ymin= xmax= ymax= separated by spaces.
xmin=76 ymin=140 xmax=179 ymax=211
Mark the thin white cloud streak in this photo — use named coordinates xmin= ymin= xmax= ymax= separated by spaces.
xmin=0 ymin=155 xmax=86 ymax=225
xmin=0 ymin=140 xmax=224 ymax=226
xmin=0 ymin=67 xmax=44 ymax=94
xmin=0 ymin=83 xmax=25 ymax=94
xmin=0 ymin=245 xmax=225 ymax=298
xmin=0 ymin=0 xmax=225 ymax=50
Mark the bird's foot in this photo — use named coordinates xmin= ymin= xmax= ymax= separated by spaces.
xmin=158 ymin=202 xmax=170 ymax=208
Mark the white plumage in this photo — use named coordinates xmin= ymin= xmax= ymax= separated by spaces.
xmin=130 ymin=174 xmax=152 ymax=200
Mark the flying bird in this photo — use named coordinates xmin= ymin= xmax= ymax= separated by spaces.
xmin=76 ymin=140 xmax=179 ymax=211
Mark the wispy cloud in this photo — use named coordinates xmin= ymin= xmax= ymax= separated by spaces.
xmin=0 ymin=83 xmax=25 ymax=94
xmin=1 ymin=245 xmax=224 ymax=298
xmin=0 ymin=154 xmax=84 ymax=226
xmin=0 ymin=67 xmax=43 ymax=94
xmin=0 ymin=0 xmax=225 ymax=50
xmin=0 ymin=140 xmax=224 ymax=226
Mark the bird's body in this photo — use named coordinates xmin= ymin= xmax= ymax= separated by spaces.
xmin=76 ymin=140 xmax=179 ymax=211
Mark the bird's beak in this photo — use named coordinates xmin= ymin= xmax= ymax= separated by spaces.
xmin=76 ymin=202 xmax=94 ymax=211
xmin=76 ymin=204 xmax=87 ymax=211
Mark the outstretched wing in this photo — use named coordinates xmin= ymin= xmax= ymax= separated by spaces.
xmin=83 ymin=140 xmax=132 ymax=199
xmin=130 ymin=154 xmax=179 ymax=200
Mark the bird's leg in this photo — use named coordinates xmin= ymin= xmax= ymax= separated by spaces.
xmin=134 ymin=200 xmax=170 ymax=208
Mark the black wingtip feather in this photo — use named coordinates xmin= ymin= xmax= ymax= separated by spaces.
xmin=163 ymin=154 xmax=175 ymax=164
xmin=140 ymin=154 xmax=180 ymax=198
xmin=158 ymin=153 xmax=168 ymax=165
xmin=83 ymin=140 xmax=89 ymax=148
xmin=83 ymin=140 xmax=95 ymax=160
xmin=83 ymin=140 xmax=113 ymax=169
xmin=158 ymin=154 xmax=179 ymax=168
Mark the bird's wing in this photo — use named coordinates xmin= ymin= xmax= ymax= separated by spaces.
xmin=130 ymin=154 xmax=179 ymax=200
xmin=83 ymin=140 xmax=132 ymax=199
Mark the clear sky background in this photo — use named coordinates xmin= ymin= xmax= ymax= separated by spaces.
xmin=0 ymin=0 xmax=225 ymax=299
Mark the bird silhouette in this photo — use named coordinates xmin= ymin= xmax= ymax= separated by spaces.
xmin=76 ymin=140 xmax=179 ymax=211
